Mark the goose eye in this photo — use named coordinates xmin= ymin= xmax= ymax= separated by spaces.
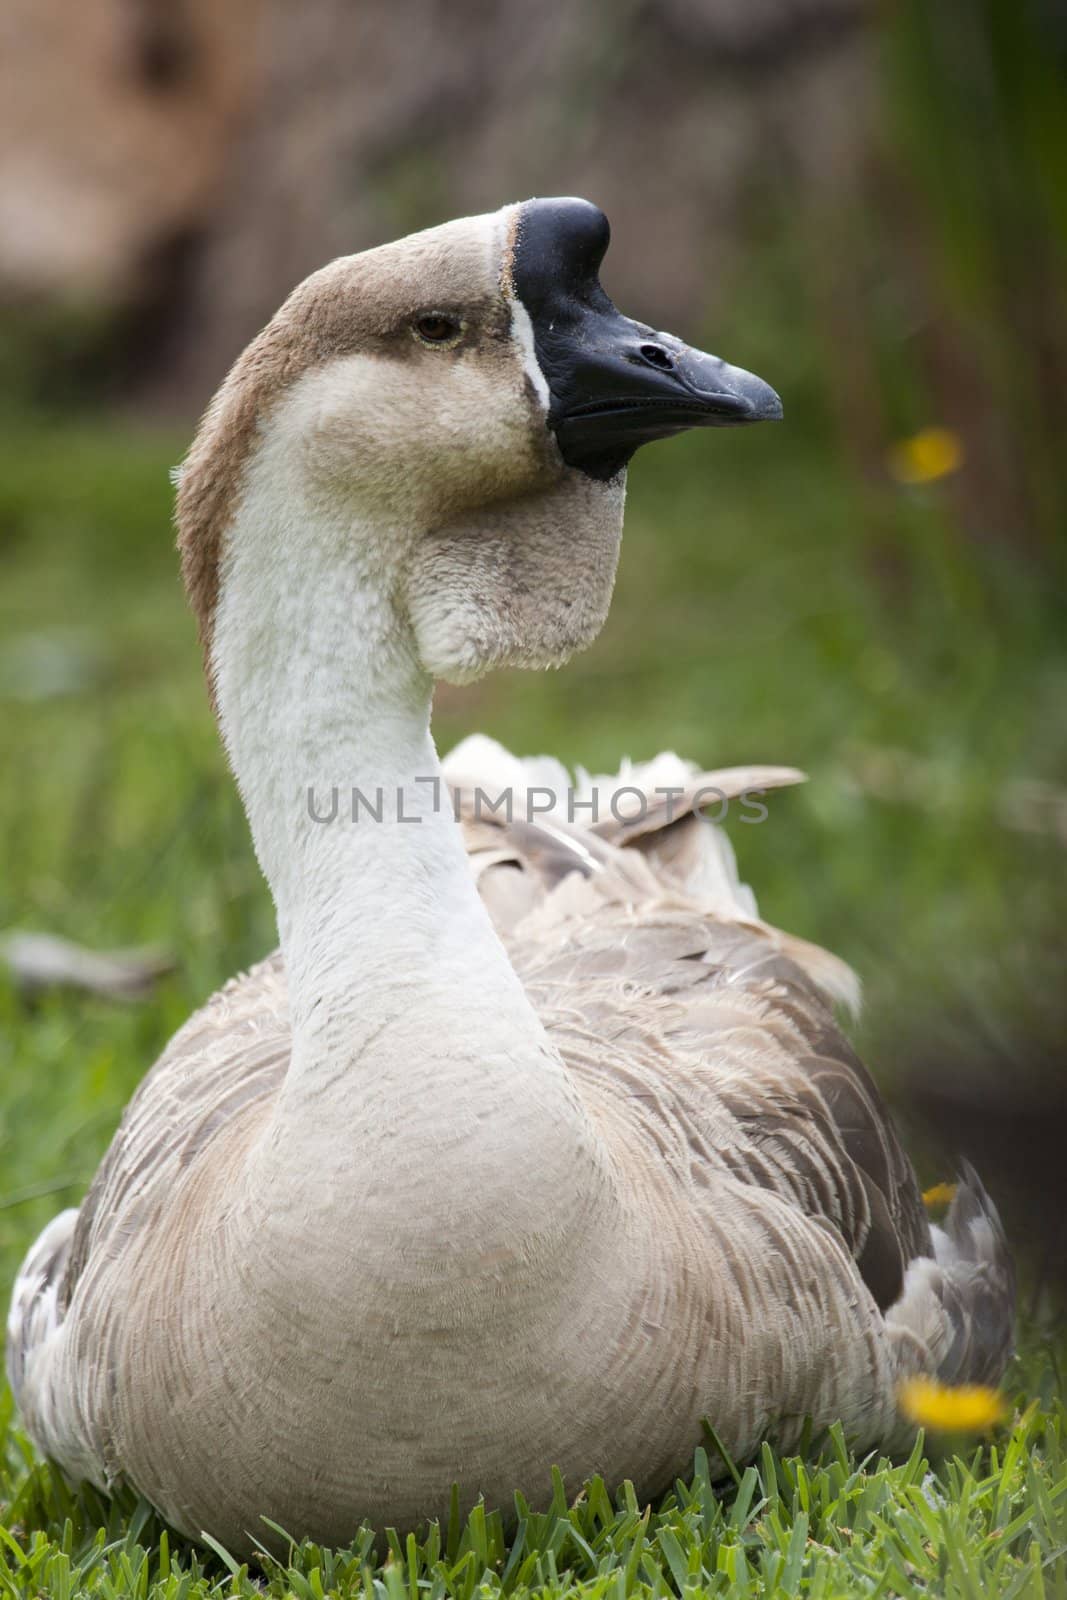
xmin=413 ymin=313 xmax=462 ymax=346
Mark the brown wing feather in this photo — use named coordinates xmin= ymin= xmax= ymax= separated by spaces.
xmin=465 ymin=792 xmax=931 ymax=1314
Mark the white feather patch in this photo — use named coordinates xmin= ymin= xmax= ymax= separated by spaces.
xmin=508 ymin=300 xmax=550 ymax=410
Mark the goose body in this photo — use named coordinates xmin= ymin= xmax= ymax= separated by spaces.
xmin=7 ymin=199 xmax=1014 ymax=1553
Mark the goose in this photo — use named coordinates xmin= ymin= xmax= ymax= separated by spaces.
xmin=7 ymin=198 xmax=1015 ymax=1555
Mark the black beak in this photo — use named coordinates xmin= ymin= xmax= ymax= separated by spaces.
xmin=511 ymin=198 xmax=782 ymax=481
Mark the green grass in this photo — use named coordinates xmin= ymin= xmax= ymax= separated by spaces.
xmin=1 ymin=1402 xmax=1066 ymax=1599
xmin=1 ymin=412 xmax=1065 ymax=1595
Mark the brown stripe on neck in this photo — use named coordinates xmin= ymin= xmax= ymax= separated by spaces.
xmin=175 ymin=256 xmax=410 ymax=703
xmin=176 ymin=291 xmax=325 ymax=700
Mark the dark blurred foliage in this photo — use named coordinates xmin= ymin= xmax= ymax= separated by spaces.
xmin=878 ymin=0 xmax=1067 ymax=555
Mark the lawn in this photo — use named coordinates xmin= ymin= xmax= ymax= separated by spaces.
xmin=1 ymin=411 xmax=1065 ymax=1596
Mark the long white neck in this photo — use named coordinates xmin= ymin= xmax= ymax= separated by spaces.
xmin=209 ymin=445 xmax=612 ymax=1246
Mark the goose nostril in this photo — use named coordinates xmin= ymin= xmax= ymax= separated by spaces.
xmin=639 ymin=343 xmax=674 ymax=372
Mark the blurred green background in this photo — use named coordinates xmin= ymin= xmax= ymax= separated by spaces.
xmin=1 ymin=0 xmax=1065 ymax=1312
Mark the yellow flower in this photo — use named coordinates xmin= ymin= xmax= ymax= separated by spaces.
xmin=898 ymin=1376 xmax=1008 ymax=1433
xmin=922 ymin=1182 xmax=958 ymax=1209
xmin=887 ymin=427 xmax=964 ymax=485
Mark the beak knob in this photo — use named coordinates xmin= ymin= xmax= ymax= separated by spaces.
xmin=512 ymin=198 xmax=782 ymax=480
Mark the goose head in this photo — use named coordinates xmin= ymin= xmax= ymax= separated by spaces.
xmin=178 ymin=198 xmax=781 ymax=691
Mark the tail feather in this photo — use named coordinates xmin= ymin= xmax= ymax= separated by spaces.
xmin=930 ymin=1166 xmax=1017 ymax=1385
xmin=887 ymin=1167 xmax=1015 ymax=1389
